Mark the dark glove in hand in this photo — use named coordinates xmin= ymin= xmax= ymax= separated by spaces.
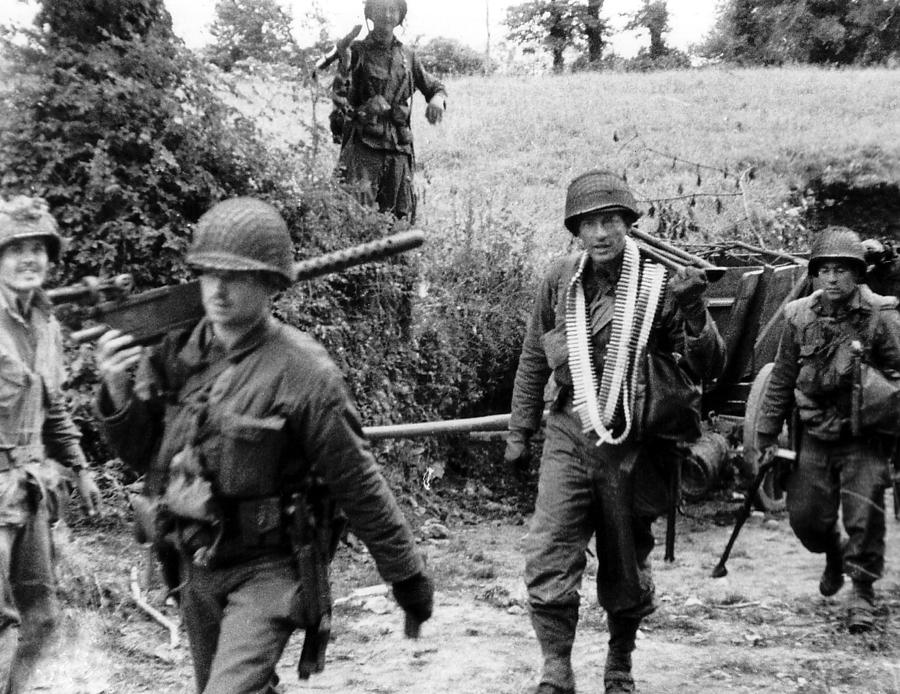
xmin=392 ymin=572 xmax=434 ymax=638
xmin=503 ymin=430 xmax=532 ymax=472
xmin=669 ymin=267 xmax=708 ymax=315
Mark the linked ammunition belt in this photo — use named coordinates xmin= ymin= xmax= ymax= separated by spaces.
xmin=566 ymin=237 xmax=667 ymax=445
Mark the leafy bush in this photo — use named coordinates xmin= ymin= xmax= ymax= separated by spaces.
xmin=416 ymin=37 xmax=494 ymax=77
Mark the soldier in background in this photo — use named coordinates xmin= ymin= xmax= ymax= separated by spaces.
xmin=0 ymin=196 xmax=101 ymax=693
xmin=331 ymin=0 xmax=447 ymax=221
xmin=94 ymin=197 xmax=433 ymax=693
xmin=505 ymin=171 xmax=725 ymax=694
xmin=756 ymin=226 xmax=900 ymax=633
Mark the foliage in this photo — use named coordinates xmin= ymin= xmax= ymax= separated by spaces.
xmin=504 ymin=0 xmax=608 ymax=71
xmin=701 ymin=0 xmax=900 ymax=65
xmin=621 ymin=46 xmax=691 ymax=71
xmin=36 ymin=0 xmax=172 ymax=46
xmin=415 ymin=36 xmax=493 ymax=77
xmin=206 ymin=0 xmax=300 ymax=71
xmin=624 ymin=0 xmax=671 ymax=60
xmin=0 ymin=15 xmax=292 ymax=286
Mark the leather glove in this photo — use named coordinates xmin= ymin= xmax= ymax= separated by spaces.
xmin=669 ymin=266 xmax=708 ymax=317
xmin=425 ymin=95 xmax=445 ymax=124
xmin=392 ymin=572 xmax=434 ymax=638
xmin=74 ymin=468 xmax=102 ymax=517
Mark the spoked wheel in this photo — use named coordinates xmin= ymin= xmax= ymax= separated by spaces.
xmin=743 ymin=362 xmax=789 ymax=512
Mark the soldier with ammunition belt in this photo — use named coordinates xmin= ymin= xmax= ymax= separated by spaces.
xmin=756 ymin=226 xmax=900 ymax=634
xmin=332 ymin=0 xmax=447 ymax=221
xmin=94 ymin=197 xmax=433 ymax=693
xmin=0 ymin=196 xmax=101 ymax=694
xmin=506 ymin=171 xmax=725 ymax=694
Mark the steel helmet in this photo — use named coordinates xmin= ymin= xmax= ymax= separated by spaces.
xmin=564 ymin=170 xmax=640 ymax=234
xmin=0 ymin=196 xmax=62 ymax=262
xmin=808 ymin=226 xmax=867 ymax=277
xmin=364 ymin=0 xmax=407 ymax=24
xmin=187 ymin=198 xmax=294 ymax=286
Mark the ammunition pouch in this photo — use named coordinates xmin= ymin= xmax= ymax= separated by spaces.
xmin=357 ymin=94 xmax=391 ymax=138
xmin=858 ymin=364 xmax=900 ymax=436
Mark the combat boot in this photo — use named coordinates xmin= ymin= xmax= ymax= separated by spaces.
xmin=604 ymin=616 xmax=640 ymax=694
xmin=848 ymin=580 xmax=876 ymax=634
xmin=818 ymin=540 xmax=846 ymax=597
xmin=530 ymin=604 xmax=578 ymax=694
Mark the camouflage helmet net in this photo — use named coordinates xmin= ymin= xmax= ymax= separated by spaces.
xmin=187 ymin=198 xmax=294 ymax=285
xmin=808 ymin=226 xmax=867 ymax=277
xmin=0 ymin=196 xmax=62 ymax=262
xmin=564 ymin=170 xmax=640 ymax=234
xmin=364 ymin=0 xmax=408 ymax=24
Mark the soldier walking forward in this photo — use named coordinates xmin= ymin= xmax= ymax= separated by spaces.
xmin=332 ymin=0 xmax=447 ymax=221
xmin=94 ymin=197 xmax=433 ymax=693
xmin=505 ymin=171 xmax=725 ymax=694
xmin=0 ymin=196 xmax=101 ymax=693
xmin=756 ymin=226 xmax=900 ymax=634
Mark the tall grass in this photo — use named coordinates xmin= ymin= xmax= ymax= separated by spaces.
xmin=404 ymin=67 xmax=900 ymax=256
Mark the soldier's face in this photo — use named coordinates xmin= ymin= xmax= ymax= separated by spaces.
xmin=369 ymin=1 xmax=402 ymax=37
xmin=0 ymin=238 xmax=49 ymax=297
xmin=199 ymin=270 xmax=271 ymax=332
xmin=576 ymin=210 xmax=628 ymax=265
xmin=816 ymin=261 xmax=858 ymax=304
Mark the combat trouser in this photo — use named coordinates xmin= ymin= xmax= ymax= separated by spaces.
xmin=0 ymin=474 xmax=60 ymax=694
xmin=787 ymin=431 xmax=892 ymax=583
xmin=336 ymin=140 xmax=416 ymax=221
xmin=179 ymin=554 xmax=302 ymax=694
xmin=524 ymin=406 xmax=674 ymax=689
xmin=525 ymin=405 xmax=672 ymax=617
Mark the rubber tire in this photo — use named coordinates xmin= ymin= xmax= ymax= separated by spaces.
xmin=742 ymin=362 xmax=789 ymax=512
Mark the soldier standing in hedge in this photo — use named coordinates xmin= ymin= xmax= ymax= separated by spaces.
xmin=0 ymin=196 xmax=101 ymax=693
xmin=331 ymin=0 xmax=447 ymax=221
xmin=505 ymin=171 xmax=724 ymax=694
xmin=94 ymin=197 xmax=433 ymax=693
xmin=756 ymin=226 xmax=900 ymax=633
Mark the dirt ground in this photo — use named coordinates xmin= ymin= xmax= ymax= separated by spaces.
xmin=21 ymin=485 xmax=900 ymax=694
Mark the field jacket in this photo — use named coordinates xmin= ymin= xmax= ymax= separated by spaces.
xmin=509 ymin=251 xmax=726 ymax=439
xmin=757 ymin=286 xmax=900 ymax=441
xmin=0 ymin=289 xmax=86 ymax=525
xmin=340 ymin=34 xmax=445 ymax=154
xmin=97 ymin=316 xmax=423 ymax=580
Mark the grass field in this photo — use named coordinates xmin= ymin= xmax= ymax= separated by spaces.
xmin=260 ymin=66 xmax=900 ymax=263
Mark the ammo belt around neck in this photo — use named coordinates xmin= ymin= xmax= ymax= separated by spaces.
xmin=566 ymin=237 xmax=667 ymax=445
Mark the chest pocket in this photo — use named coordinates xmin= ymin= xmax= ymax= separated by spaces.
xmin=207 ymin=413 xmax=286 ymax=498
xmin=0 ymin=355 xmax=30 ymax=413
xmin=796 ymin=322 xmax=855 ymax=396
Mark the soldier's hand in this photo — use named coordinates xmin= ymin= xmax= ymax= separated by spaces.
xmin=670 ymin=266 xmax=708 ymax=314
xmin=425 ymin=95 xmax=445 ymax=125
xmin=392 ymin=572 xmax=434 ymax=638
xmin=95 ymin=329 xmax=142 ymax=411
xmin=504 ymin=429 xmax=532 ymax=473
xmin=74 ymin=468 xmax=102 ymax=517
xmin=755 ymin=432 xmax=779 ymax=457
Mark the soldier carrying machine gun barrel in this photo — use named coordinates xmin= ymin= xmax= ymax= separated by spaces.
xmin=86 ymin=197 xmax=432 ymax=693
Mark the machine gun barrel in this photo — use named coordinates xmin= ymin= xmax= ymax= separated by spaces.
xmin=46 ymin=274 xmax=134 ymax=305
xmin=630 ymin=227 xmax=726 ymax=282
xmin=70 ymin=230 xmax=425 ymax=344
xmin=312 ymin=24 xmax=362 ymax=78
xmin=364 ymin=413 xmax=513 ymax=440
xmin=363 ymin=411 xmax=549 ymax=440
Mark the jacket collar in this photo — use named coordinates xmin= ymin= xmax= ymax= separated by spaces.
xmin=180 ymin=315 xmax=274 ymax=370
